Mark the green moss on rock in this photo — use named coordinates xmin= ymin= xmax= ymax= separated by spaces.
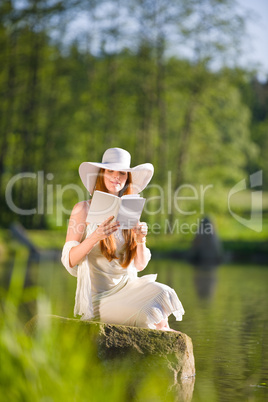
xmin=25 ymin=314 xmax=195 ymax=385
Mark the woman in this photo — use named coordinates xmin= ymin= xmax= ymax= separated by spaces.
xmin=61 ymin=148 xmax=184 ymax=331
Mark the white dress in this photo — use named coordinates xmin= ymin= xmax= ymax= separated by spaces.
xmin=61 ymin=223 xmax=185 ymax=329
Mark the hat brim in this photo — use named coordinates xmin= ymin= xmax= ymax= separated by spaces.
xmin=79 ymin=162 xmax=154 ymax=195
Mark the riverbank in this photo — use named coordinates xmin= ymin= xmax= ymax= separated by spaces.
xmin=149 ymin=240 xmax=268 ymax=265
xmin=1 ymin=225 xmax=267 ymax=265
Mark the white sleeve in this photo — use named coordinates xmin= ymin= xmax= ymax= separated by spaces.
xmin=61 ymin=240 xmax=94 ymax=320
xmin=74 ymin=257 xmax=94 ymax=320
xmin=61 ymin=241 xmax=80 ymax=277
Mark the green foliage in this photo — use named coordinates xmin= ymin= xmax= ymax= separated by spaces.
xmin=0 ymin=0 xmax=267 ymax=232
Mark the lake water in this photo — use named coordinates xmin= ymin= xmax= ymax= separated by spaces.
xmin=148 ymin=261 xmax=268 ymax=402
xmin=1 ymin=257 xmax=268 ymax=401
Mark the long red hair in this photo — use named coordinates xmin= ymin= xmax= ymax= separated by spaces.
xmin=94 ymin=168 xmax=137 ymax=268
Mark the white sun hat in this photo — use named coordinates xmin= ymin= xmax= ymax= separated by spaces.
xmin=79 ymin=147 xmax=154 ymax=195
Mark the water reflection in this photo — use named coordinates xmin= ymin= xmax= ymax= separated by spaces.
xmin=188 ymin=217 xmax=222 ymax=301
xmin=147 ymin=260 xmax=268 ymax=401
xmin=170 ymin=376 xmax=195 ymax=402
xmin=193 ymin=267 xmax=218 ymax=299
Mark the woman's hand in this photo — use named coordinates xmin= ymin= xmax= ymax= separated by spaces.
xmin=93 ymin=216 xmax=120 ymax=241
xmin=133 ymin=222 xmax=148 ymax=243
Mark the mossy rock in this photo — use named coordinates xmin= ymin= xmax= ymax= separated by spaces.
xmin=25 ymin=314 xmax=195 ymax=387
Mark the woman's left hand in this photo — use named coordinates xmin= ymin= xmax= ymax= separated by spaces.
xmin=133 ymin=222 xmax=148 ymax=243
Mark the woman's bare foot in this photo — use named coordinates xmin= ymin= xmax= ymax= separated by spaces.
xmin=155 ymin=319 xmax=178 ymax=332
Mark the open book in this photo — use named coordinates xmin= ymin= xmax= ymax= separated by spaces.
xmin=86 ymin=190 xmax=146 ymax=229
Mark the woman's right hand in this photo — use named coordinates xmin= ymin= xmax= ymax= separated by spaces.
xmin=93 ymin=216 xmax=120 ymax=241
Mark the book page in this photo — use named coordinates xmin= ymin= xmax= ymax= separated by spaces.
xmin=116 ymin=197 xmax=145 ymax=229
xmin=121 ymin=194 xmax=141 ymax=199
xmin=86 ymin=191 xmax=120 ymax=224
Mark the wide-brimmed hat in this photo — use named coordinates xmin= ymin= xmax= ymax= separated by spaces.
xmin=79 ymin=147 xmax=154 ymax=195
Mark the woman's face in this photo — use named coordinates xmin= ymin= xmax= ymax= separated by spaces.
xmin=103 ymin=169 xmax=128 ymax=195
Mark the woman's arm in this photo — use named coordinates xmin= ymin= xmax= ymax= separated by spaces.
xmin=65 ymin=201 xmax=120 ymax=268
xmin=133 ymin=222 xmax=151 ymax=271
xmin=134 ymin=242 xmax=151 ymax=271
